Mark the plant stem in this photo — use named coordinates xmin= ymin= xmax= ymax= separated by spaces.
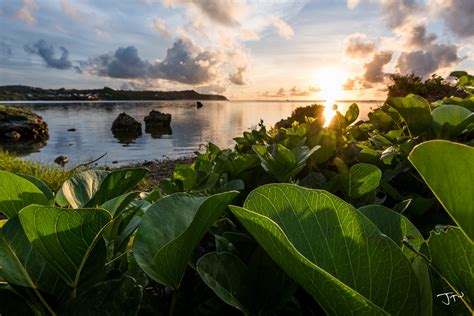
xmin=169 ymin=290 xmax=178 ymax=316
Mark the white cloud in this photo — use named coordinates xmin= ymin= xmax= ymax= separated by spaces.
xmin=347 ymin=0 xmax=361 ymax=9
xmin=16 ymin=0 xmax=38 ymax=25
xmin=152 ymin=18 xmax=171 ymax=38
xmin=271 ymin=16 xmax=294 ymax=39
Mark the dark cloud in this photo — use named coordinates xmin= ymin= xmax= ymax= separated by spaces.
xmin=403 ymin=23 xmax=437 ymax=48
xmin=381 ymin=0 xmax=421 ymax=29
xmin=84 ymin=38 xmax=221 ymax=85
xmin=0 ymin=41 xmax=12 ymax=59
xmin=396 ymin=43 xmax=462 ymax=77
xmin=344 ymin=33 xmax=376 ymax=58
xmin=87 ymin=46 xmax=151 ymax=79
xmin=229 ymin=66 xmax=246 ymax=85
xmin=363 ymin=51 xmax=393 ymax=83
xmin=437 ymin=0 xmax=474 ymax=38
xmin=24 ymin=39 xmax=75 ymax=70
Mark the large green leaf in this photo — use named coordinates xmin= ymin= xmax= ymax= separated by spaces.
xmin=0 ymin=170 xmax=49 ymax=218
xmin=197 ymin=249 xmax=296 ymax=315
xmin=428 ymin=227 xmax=474 ymax=312
xmin=348 ymin=163 xmax=382 ymax=199
xmin=230 ymin=184 xmax=420 ymax=315
xmin=86 ymin=168 xmax=148 ymax=207
xmin=60 ymin=276 xmax=143 ymax=316
xmin=359 ymin=205 xmax=432 ymax=316
xmin=19 ymin=174 xmax=54 ymax=203
xmin=133 ymin=191 xmax=238 ymax=290
xmin=0 ymin=287 xmax=36 ymax=315
xmin=0 ymin=217 xmax=67 ymax=313
xmin=431 ymin=104 xmax=473 ymax=139
xmin=345 ymin=103 xmax=359 ymax=125
xmin=18 ymin=205 xmax=111 ymax=288
xmin=409 ymin=140 xmax=474 ymax=242
xmin=57 ymin=170 xmax=109 ymax=208
xmin=387 ymin=95 xmax=432 ymax=136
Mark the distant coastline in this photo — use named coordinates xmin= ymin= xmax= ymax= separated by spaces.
xmin=0 ymin=85 xmax=227 ymax=101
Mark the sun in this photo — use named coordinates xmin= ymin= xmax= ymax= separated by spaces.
xmin=313 ymin=68 xmax=348 ymax=127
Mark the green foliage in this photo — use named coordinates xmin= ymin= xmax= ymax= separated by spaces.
xmin=230 ymin=184 xmax=420 ymax=315
xmin=0 ymin=150 xmax=74 ymax=191
xmin=1 ymin=73 xmax=473 ymax=315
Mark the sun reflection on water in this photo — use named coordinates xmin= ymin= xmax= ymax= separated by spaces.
xmin=313 ymin=68 xmax=347 ymax=127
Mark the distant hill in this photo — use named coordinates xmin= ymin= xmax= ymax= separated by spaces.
xmin=0 ymin=85 xmax=228 ymax=101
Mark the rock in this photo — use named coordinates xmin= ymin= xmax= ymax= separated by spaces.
xmin=67 ymin=128 xmax=76 ymax=132
xmin=196 ymin=101 xmax=204 ymax=109
xmin=0 ymin=105 xmax=48 ymax=143
xmin=144 ymin=110 xmax=172 ymax=138
xmin=144 ymin=110 xmax=171 ymax=128
xmin=111 ymin=113 xmax=142 ymax=144
xmin=54 ymin=155 xmax=69 ymax=166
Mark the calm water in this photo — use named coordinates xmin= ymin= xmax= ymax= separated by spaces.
xmin=4 ymin=100 xmax=381 ymax=166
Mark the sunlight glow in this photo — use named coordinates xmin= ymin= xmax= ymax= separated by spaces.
xmin=313 ymin=68 xmax=347 ymax=127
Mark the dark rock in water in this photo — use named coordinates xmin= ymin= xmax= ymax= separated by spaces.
xmin=196 ymin=101 xmax=204 ymax=109
xmin=54 ymin=155 xmax=69 ymax=166
xmin=0 ymin=105 xmax=48 ymax=143
xmin=144 ymin=110 xmax=171 ymax=128
xmin=144 ymin=110 xmax=172 ymax=138
xmin=111 ymin=112 xmax=142 ymax=144
xmin=67 ymin=128 xmax=76 ymax=132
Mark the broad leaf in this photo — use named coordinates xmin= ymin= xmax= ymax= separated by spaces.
xmin=0 ymin=217 xmax=67 ymax=313
xmin=60 ymin=276 xmax=143 ymax=316
xmin=197 ymin=250 xmax=296 ymax=315
xmin=387 ymin=95 xmax=431 ymax=137
xmin=19 ymin=174 xmax=54 ymax=203
xmin=57 ymin=170 xmax=109 ymax=208
xmin=359 ymin=205 xmax=432 ymax=316
xmin=230 ymin=184 xmax=420 ymax=315
xmin=345 ymin=103 xmax=359 ymax=125
xmin=348 ymin=163 xmax=382 ymax=199
xmin=86 ymin=168 xmax=148 ymax=207
xmin=409 ymin=140 xmax=474 ymax=242
xmin=431 ymin=104 xmax=473 ymax=139
xmin=133 ymin=191 xmax=238 ymax=289
xmin=0 ymin=170 xmax=49 ymax=218
xmin=18 ymin=205 xmax=111 ymax=288
xmin=428 ymin=227 xmax=474 ymax=312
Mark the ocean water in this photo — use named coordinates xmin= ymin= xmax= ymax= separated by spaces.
xmin=3 ymin=100 xmax=382 ymax=166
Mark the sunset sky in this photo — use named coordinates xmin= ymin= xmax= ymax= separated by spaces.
xmin=0 ymin=0 xmax=473 ymax=100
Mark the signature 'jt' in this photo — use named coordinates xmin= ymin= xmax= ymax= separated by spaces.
xmin=436 ymin=292 xmax=465 ymax=305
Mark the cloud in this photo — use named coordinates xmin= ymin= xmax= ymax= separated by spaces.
xmin=344 ymin=33 xmax=376 ymax=58
xmin=380 ymin=0 xmax=422 ymax=29
xmin=396 ymin=43 xmax=462 ymax=77
xmin=434 ymin=0 xmax=474 ymax=38
xmin=347 ymin=0 xmax=361 ymax=9
xmin=309 ymin=86 xmax=321 ymax=93
xmin=362 ymin=51 xmax=393 ymax=83
xmin=401 ymin=22 xmax=437 ymax=49
xmin=60 ymin=0 xmax=87 ymax=23
xmin=0 ymin=41 xmax=12 ymax=59
xmin=196 ymin=83 xmax=228 ymax=94
xmin=271 ymin=16 xmax=294 ymax=39
xmin=153 ymin=18 xmax=171 ymax=38
xmin=16 ymin=0 xmax=38 ymax=25
xmin=84 ymin=38 xmax=223 ymax=85
xmin=24 ymin=39 xmax=78 ymax=71
xmin=260 ymin=88 xmax=286 ymax=98
xmin=229 ymin=66 xmax=247 ymax=85
xmin=289 ymin=86 xmax=311 ymax=96
xmin=161 ymin=0 xmax=248 ymax=27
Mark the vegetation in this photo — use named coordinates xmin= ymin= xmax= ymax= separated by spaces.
xmin=387 ymin=73 xmax=468 ymax=102
xmin=0 ymin=150 xmax=74 ymax=191
xmin=0 ymin=71 xmax=473 ymax=315
xmin=0 ymin=85 xmax=227 ymax=101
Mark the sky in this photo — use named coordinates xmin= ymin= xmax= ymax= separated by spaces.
xmin=0 ymin=0 xmax=473 ymax=100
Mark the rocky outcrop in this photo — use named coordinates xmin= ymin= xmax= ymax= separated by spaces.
xmin=111 ymin=112 xmax=142 ymax=144
xmin=144 ymin=110 xmax=172 ymax=138
xmin=0 ymin=105 xmax=49 ymax=143
xmin=196 ymin=101 xmax=204 ymax=109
